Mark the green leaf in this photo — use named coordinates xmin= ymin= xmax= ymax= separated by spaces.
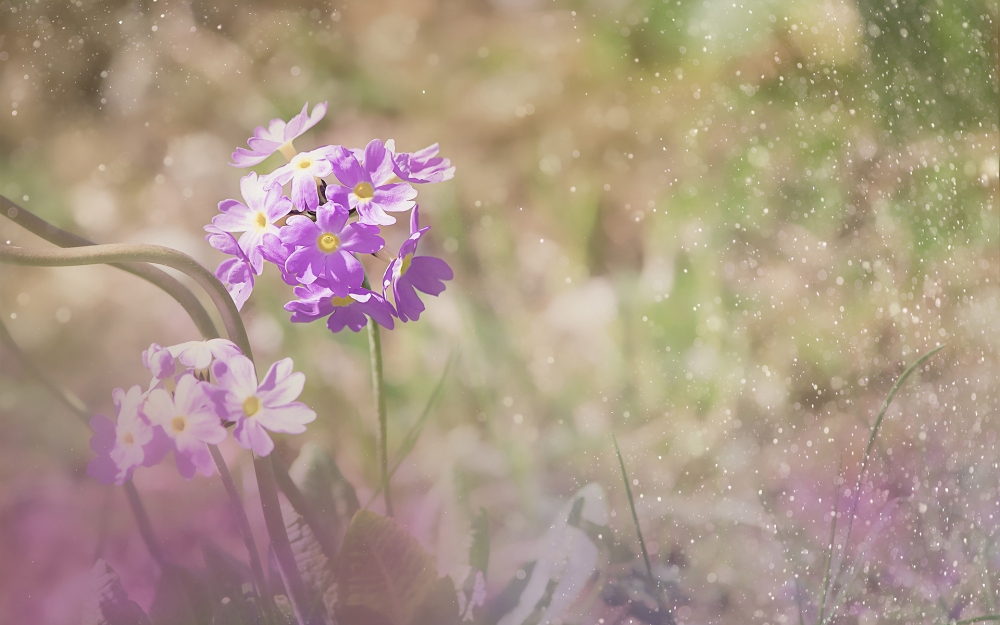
xmin=336 ymin=510 xmax=459 ymax=625
xmin=149 ymin=564 xmax=213 ymax=625
xmin=202 ymin=544 xmax=266 ymax=625
xmin=280 ymin=497 xmax=335 ymax=617
xmin=289 ymin=442 xmax=360 ymax=552
xmin=82 ymin=559 xmax=152 ymax=625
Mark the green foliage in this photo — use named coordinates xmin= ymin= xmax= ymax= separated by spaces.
xmin=83 ymin=560 xmax=152 ymax=625
xmin=336 ymin=510 xmax=460 ymax=625
xmin=289 ymin=442 xmax=361 ymax=556
xmin=468 ymin=507 xmax=491 ymax=576
xmin=149 ymin=564 xmax=213 ymax=625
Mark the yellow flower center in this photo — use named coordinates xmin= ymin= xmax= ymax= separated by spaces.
xmin=291 ymin=153 xmax=313 ymax=170
xmin=352 ymin=181 xmax=374 ymax=200
xmin=242 ymin=395 xmax=261 ymax=417
xmin=170 ymin=416 xmax=187 ymax=434
xmin=122 ymin=431 xmax=135 ymax=445
xmin=399 ymin=253 xmax=413 ymax=276
xmin=330 ymin=295 xmax=354 ymax=308
xmin=317 ymin=233 xmax=340 ymax=253
xmin=254 ymin=212 xmax=268 ymax=230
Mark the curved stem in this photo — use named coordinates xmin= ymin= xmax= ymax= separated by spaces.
xmin=0 ymin=240 xmax=319 ymax=623
xmin=366 ymin=318 xmax=393 ymax=517
xmin=208 ymin=444 xmax=272 ymax=617
xmin=0 ymin=242 xmax=250 ymax=359
xmin=0 ymin=318 xmax=166 ymax=567
xmin=1 ymin=196 xmax=219 ymax=340
xmin=828 ymin=345 xmax=945 ymax=623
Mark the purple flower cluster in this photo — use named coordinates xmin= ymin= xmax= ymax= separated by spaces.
xmin=87 ymin=339 xmax=315 ymax=484
xmin=210 ymin=102 xmax=454 ymax=330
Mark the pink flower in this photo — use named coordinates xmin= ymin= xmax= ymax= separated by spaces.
xmin=141 ymin=375 xmax=228 ymax=479
xmin=86 ymin=386 xmax=158 ymax=486
xmin=212 ymin=172 xmax=293 ymax=273
xmin=211 ymin=355 xmax=316 ymax=456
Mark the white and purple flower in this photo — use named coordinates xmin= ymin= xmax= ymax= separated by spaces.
xmin=264 ymin=148 xmax=334 ymax=211
xmin=327 ymin=139 xmax=417 ymax=226
xmin=285 ymin=283 xmax=396 ymax=333
xmin=87 ymin=386 xmax=160 ymax=486
xmin=393 ymin=143 xmax=455 ymax=184
xmin=382 ymin=206 xmax=453 ymax=322
xmin=280 ymin=202 xmax=384 ymax=295
xmin=206 ymin=225 xmax=256 ymax=310
xmin=212 ymin=172 xmax=293 ymax=273
xmin=230 ymin=101 xmax=327 ymax=167
xmin=167 ymin=338 xmax=242 ymax=371
xmin=211 ymin=355 xmax=316 ymax=456
xmin=141 ymin=375 xmax=228 ymax=479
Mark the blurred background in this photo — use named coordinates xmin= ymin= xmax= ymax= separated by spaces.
xmin=0 ymin=0 xmax=997 ymax=623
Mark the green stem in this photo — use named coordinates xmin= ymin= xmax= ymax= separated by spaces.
xmin=816 ymin=458 xmax=843 ymax=625
xmin=366 ymin=317 xmax=393 ymax=517
xmin=0 ymin=240 xmax=319 ymax=623
xmin=208 ymin=444 xmax=273 ymax=619
xmin=1 ymin=196 xmax=220 ymax=340
xmin=612 ymin=434 xmax=657 ymax=595
xmin=0 ymin=318 xmax=166 ymax=567
xmin=123 ymin=481 xmax=167 ymax=566
xmin=951 ymin=617 xmax=1000 ymax=624
xmin=832 ymin=345 xmax=944 ymax=618
xmin=0 ymin=242 xmax=249 ymax=357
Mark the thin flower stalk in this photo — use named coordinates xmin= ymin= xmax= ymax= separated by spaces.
xmin=367 ymin=316 xmax=393 ymax=517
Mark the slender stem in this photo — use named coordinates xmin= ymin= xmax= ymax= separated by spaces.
xmin=1 ymin=196 xmax=220 ymax=340
xmin=363 ymin=349 xmax=456 ymax=510
xmin=208 ymin=445 xmax=274 ymax=619
xmin=835 ymin=346 xmax=944 ymax=600
xmin=366 ymin=318 xmax=393 ymax=517
xmin=254 ymin=453 xmax=316 ymax=624
xmin=612 ymin=434 xmax=656 ymax=593
xmin=816 ymin=458 xmax=843 ymax=625
xmin=952 ymin=617 xmax=1000 ymax=624
xmin=0 ymin=212 xmax=315 ymax=621
xmin=0 ymin=318 xmax=167 ymax=566
xmin=0 ymin=242 xmax=250 ymax=359
xmin=124 ymin=481 xmax=166 ymax=566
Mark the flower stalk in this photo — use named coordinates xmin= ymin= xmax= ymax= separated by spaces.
xmin=367 ymin=315 xmax=394 ymax=517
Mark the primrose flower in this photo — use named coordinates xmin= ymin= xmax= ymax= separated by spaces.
xmin=382 ymin=206 xmax=453 ymax=322
xmin=264 ymin=148 xmax=333 ymax=211
xmin=86 ymin=386 xmax=159 ymax=486
xmin=285 ymin=283 xmax=396 ymax=333
xmin=281 ymin=202 xmax=384 ymax=294
xmin=211 ymin=355 xmax=316 ymax=456
xmin=167 ymin=338 xmax=242 ymax=371
xmin=141 ymin=375 xmax=228 ymax=479
xmin=142 ymin=343 xmax=177 ymax=381
xmin=212 ymin=172 xmax=293 ymax=273
xmin=206 ymin=226 xmax=255 ymax=310
xmin=230 ymin=101 xmax=328 ymax=167
xmin=393 ymin=143 xmax=455 ymax=184
xmin=259 ymin=233 xmax=298 ymax=286
xmin=327 ymin=139 xmax=417 ymax=226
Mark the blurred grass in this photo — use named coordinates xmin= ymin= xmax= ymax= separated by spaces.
xmin=0 ymin=0 xmax=997 ymax=622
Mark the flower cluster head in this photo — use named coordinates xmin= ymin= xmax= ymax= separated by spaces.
xmin=207 ymin=102 xmax=454 ymax=334
xmin=87 ymin=340 xmax=315 ymax=484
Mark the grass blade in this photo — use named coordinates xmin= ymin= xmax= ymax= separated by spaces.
xmin=825 ymin=344 xmax=944 ymax=624
xmin=612 ymin=434 xmax=656 ymax=591
xmin=815 ymin=457 xmax=843 ymax=624
xmin=364 ymin=349 xmax=458 ymax=510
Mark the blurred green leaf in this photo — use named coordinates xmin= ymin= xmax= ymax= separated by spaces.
xmin=149 ymin=564 xmax=213 ymax=625
xmin=289 ymin=442 xmax=360 ymax=554
xmin=468 ymin=507 xmax=490 ymax=576
xmin=83 ymin=559 xmax=152 ymax=625
xmin=336 ymin=510 xmax=459 ymax=625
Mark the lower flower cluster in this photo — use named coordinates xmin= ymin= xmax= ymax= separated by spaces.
xmin=87 ymin=339 xmax=315 ymax=485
